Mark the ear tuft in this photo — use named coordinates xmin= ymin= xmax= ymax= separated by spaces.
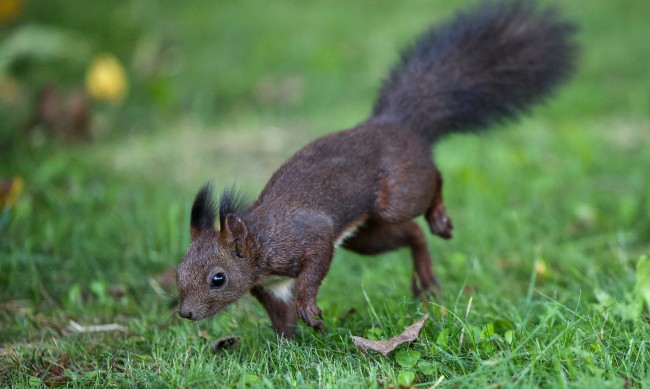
xmin=219 ymin=185 xmax=250 ymax=229
xmin=190 ymin=183 xmax=217 ymax=237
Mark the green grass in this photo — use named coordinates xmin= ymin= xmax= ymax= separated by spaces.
xmin=1 ymin=0 xmax=650 ymax=387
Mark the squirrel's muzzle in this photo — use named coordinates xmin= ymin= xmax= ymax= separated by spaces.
xmin=178 ymin=307 xmax=193 ymax=320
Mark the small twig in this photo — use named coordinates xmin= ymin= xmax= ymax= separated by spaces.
xmin=66 ymin=320 xmax=127 ymax=333
xmin=429 ymin=375 xmax=445 ymax=389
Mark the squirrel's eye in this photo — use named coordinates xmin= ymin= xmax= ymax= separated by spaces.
xmin=210 ymin=273 xmax=226 ymax=289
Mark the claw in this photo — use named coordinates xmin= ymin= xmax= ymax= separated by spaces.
xmin=298 ymin=303 xmax=325 ymax=333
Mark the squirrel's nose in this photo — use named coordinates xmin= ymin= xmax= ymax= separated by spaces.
xmin=178 ymin=309 xmax=193 ymax=319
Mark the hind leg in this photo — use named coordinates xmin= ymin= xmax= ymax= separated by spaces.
xmin=426 ymin=168 xmax=453 ymax=239
xmin=373 ymin=151 xmax=452 ymax=240
xmin=343 ymin=220 xmax=440 ymax=296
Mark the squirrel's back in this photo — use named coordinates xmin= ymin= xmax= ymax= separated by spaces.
xmin=371 ymin=0 xmax=577 ymax=143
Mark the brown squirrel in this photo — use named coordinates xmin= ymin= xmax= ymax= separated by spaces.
xmin=176 ymin=0 xmax=577 ymax=338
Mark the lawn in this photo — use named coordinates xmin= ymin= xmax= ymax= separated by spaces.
xmin=1 ymin=0 xmax=649 ymax=387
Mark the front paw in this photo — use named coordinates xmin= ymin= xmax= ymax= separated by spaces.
xmin=298 ymin=302 xmax=324 ymax=333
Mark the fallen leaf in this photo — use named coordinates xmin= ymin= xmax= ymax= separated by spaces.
xmin=24 ymin=86 xmax=93 ymax=141
xmin=45 ymin=354 xmax=72 ymax=385
xmin=351 ymin=315 xmax=428 ymax=356
xmin=211 ymin=336 xmax=240 ymax=353
xmin=0 ymin=299 xmax=31 ymax=315
xmin=46 ymin=375 xmax=72 ymax=385
xmin=109 ymin=284 xmax=127 ymax=301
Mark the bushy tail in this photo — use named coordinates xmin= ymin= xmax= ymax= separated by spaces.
xmin=372 ymin=0 xmax=577 ymax=143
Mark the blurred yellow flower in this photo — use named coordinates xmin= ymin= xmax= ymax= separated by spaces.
xmin=85 ymin=54 xmax=128 ymax=103
xmin=535 ymin=259 xmax=549 ymax=278
xmin=0 ymin=176 xmax=23 ymax=208
xmin=0 ymin=0 xmax=22 ymax=24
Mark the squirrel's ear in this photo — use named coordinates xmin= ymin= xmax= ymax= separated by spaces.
xmin=222 ymin=214 xmax=247 ymax=245
xmin=190 ymin=183 xmax=217 ymax=241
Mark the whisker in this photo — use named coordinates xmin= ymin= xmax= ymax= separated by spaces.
xmin=164 ymin=311 xmax=178 ymax=323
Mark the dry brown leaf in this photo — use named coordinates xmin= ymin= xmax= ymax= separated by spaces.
xmin=351 ymin=315 xmax=428 ymax=356
xmin=24 ymin=86 xmax=92 ymax=141
xmin=211 ymin=336 xmax=240 ymax=353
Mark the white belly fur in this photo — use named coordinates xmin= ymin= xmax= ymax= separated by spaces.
xmin=256 ymin=216 xmax=366 ymax=303
xmin=258 ymin=275 xmax=295 ymax=303
xmin=334 ymin=215 xmax=367 ymax=247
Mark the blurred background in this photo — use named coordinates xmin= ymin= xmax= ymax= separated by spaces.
xmin=0 ymin=0 xmax=649 ymax=378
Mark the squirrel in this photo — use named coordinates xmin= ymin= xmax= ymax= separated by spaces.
xmin=176 ymin=0 xmax=577 ymax=338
